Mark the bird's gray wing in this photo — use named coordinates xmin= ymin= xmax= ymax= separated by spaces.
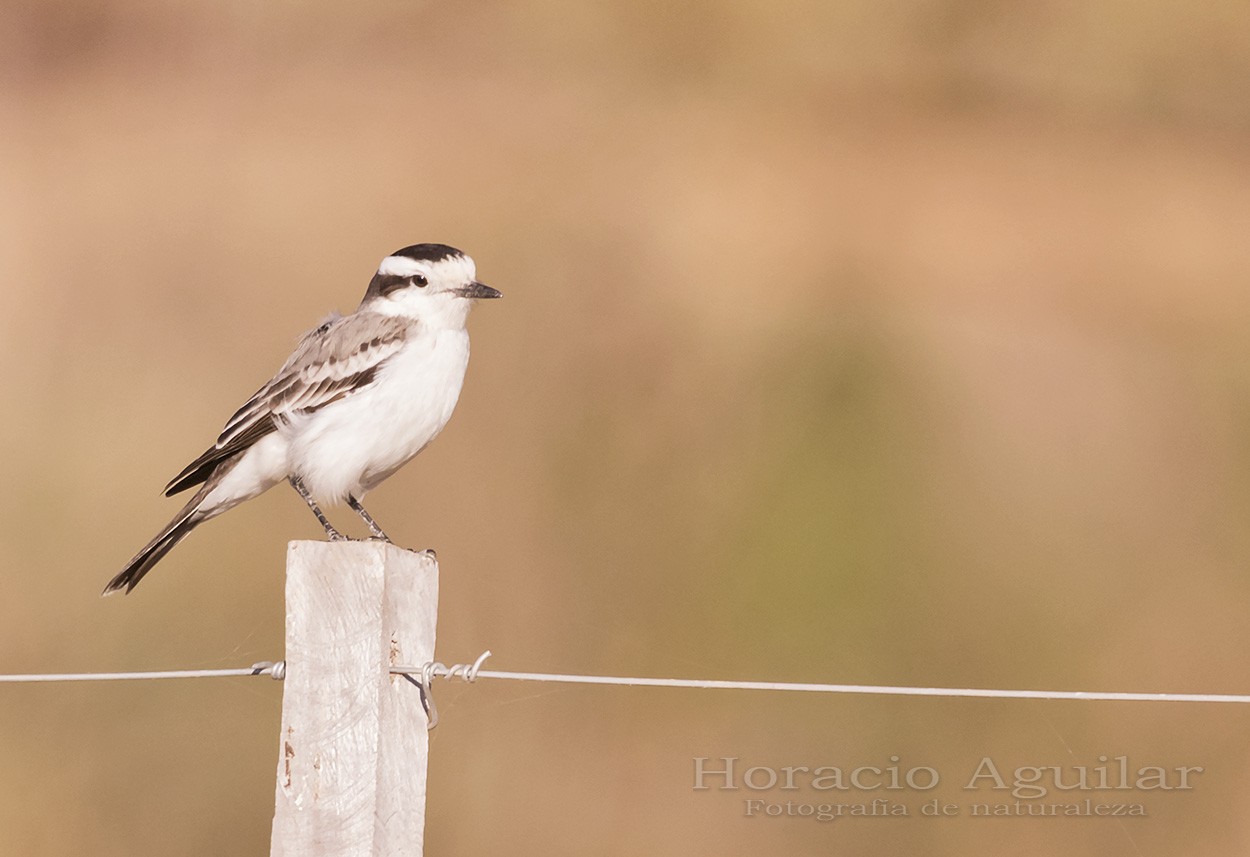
xmin=164 ymin=313 xmax=413 ymax=496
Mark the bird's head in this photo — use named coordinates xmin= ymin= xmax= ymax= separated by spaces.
xmin=360 ymin=243 xmax=501 ymax=326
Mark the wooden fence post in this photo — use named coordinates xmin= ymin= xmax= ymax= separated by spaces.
xmin=270 ymin=540 xmax=439 ymax=857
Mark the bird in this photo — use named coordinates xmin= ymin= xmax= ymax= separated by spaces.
xmin=103 ymin=243 xmax=501 ymax=595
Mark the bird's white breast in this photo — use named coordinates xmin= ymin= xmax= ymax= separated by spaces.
xmin=286 ymin=327 xmax=471 ymax=502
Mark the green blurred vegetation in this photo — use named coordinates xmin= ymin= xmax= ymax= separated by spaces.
xmin=3 ymin=1 xmax=1250 ymax=855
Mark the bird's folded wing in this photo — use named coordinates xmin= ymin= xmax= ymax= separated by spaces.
xmin=163 ymin=313 xmax=413 ymax=496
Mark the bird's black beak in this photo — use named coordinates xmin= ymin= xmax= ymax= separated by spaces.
xmin=455 ymin=281 xmax=502 ymax=300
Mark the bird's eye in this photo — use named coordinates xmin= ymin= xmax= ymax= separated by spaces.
xmin=411 ymin=275 xmax=428 ymax=288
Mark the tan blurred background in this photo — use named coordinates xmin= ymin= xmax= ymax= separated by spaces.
xmin=3 ymin=1 xmax=1250 ymax=854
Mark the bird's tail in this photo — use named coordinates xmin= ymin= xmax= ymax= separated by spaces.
xmin=103 ymin=496 xmax=210 ymax=596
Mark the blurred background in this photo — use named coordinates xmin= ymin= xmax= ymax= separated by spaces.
xmin=3 ymin=1 xmax=1250 ymax=854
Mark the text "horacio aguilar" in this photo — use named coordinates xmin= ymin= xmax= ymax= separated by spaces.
xmin=693 ymin=756 xmax=1203 ymax=799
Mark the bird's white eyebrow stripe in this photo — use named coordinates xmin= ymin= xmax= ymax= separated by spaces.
xmin=376 ymin=255 xmax=425 ymax=277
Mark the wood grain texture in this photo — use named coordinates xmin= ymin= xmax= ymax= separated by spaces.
xmin=271 ymin=540 xmax=438 ymax=857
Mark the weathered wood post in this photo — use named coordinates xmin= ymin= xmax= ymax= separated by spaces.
xmin=271 ymin=540 xmax=438 ymax=857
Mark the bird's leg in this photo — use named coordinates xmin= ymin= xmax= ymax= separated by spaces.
xmin=288 ymin=476 xmax=347 ymax=541
xmin=346 ymin=494 xmax=392 ymax=542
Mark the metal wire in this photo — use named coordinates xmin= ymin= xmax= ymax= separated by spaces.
xmin=6 ymin=653 xmax=1249 ymax=705
xmin=0 ymin=662 xmax=285 ymax=683
xmin=397 ymin=652 xmax=1250 ymax=704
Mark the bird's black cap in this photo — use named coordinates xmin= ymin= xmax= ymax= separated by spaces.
xmin=389 ymin=243 xmax=465 ymax=263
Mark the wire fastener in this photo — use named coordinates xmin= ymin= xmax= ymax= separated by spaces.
xmin=396 ymin=650 xmax=492 ymax=729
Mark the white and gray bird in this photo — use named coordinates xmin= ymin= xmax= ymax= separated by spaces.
xmin=103 ymin=243 xmax=501 ymax=595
